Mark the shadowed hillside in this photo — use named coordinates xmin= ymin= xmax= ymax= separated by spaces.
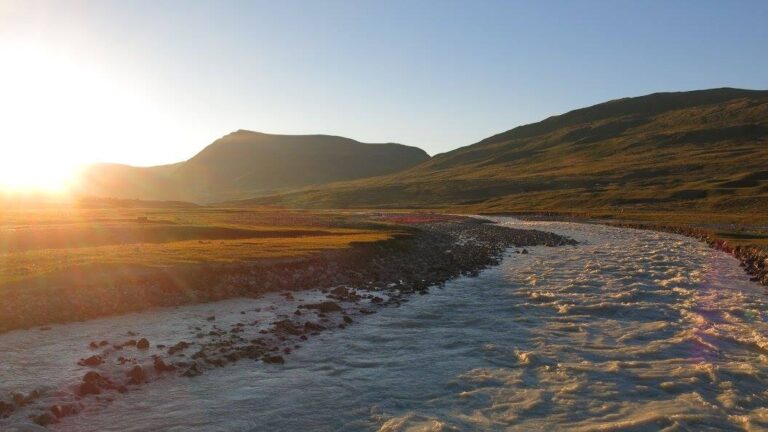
xmin=74 ymin=131 xmax=429 ymax=203
xmin=239 ymin=88 xmax=768 ymax=215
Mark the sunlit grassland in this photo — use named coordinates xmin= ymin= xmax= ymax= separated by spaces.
xmin=0 ymin=205 xmax=397 ymax=287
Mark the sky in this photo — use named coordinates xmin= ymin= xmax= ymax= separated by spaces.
xmin=0 ymin=0 xmax=767 ymax=190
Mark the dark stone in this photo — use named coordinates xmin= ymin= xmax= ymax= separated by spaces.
xmin=182 ymin=363 xmax=202 ymax=377
xmin=50 ymin=404 xmax=78 ymax=418
xmin=78 ymin=381 xmax=101 ymax=397
xmin=154 ymin=358 xmax=177 ymax=372
xmin=303 ymin=321 xmax=326 ymax=332
xmin=32 ymin=412 xmax=56 ymax=426
xmin=0 ymin=401 xmax=14 ymax=418
xmin=136 ymin=338 xmax=150 ymax=350
xmin=127 ymin=365 xmax=147 ymax=385
xmin=78 ymin=355 xmax=103 ymax=367
xmin=262 ymin=355 xmax=285 ymax=364
xmin=273 ymin=319 xmax=301 ymax=335
xmin=305 ymin=301 xmax=343 ymax=313
xmin=168 ymin=341 xmax=191 ymax=355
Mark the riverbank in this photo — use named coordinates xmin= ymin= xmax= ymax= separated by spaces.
xmin=0 ymin=215 xmax=573 ymax=334
xmin=0 ymin=215 xmax=575 ymax=428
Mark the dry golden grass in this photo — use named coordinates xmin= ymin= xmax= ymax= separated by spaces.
xmin=0 ymin=205 xmax=396 ymax=286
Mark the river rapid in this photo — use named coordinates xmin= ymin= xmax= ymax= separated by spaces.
xmin=2 ymin=218 xmax=768 ymax=431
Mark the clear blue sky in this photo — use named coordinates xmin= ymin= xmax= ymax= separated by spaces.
xmin=1 ymin=0 xmax=767 ymax=173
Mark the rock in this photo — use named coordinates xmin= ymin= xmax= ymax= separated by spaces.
xmin=273 ymin=319 xmax=302 ymax=335
xmin=305 ymin=301 xmax=343 ymax=313
xmin=32 ymin=412 xmax=56 ymax=426
xmin=303 ymin=321 xmax=326 ymax=332
xmin=0 ymin=401 xmax=13 ymax=418
xmin=343 ymin=315 xmax=353 ymax=324
xmin=168 ymin=341 xmax=191 ymax=355
xmin=12 ymin=390 xmax=39 ymax=407
xmin=50 ymin=404 xmax=78 ymax=418
xmin=206 ymin=315 xmax=216 ymax=321
xmin=136 ymin=338 xmax=150 ymax=350
xmin=262 ymin=355 xmax=285 ymax=364
xmin=83 ymin=371 xmax=104 ymax=383
xmin=153 ymin=358 xmax=177 ymax=373
xmin=521 ymin=249 xmax=529 ymax=254
xmin=78 ymin=381 xmax=101 ymax=397
xmin=89 ymin=341 xmax=99 ymax=349
xmin=127 ymin=365 xmax=147 ymax=385
xmin=182 ymin=363 xmax=202 ymax=377
xmin=78 ymin=355 xmax=103 ymax=367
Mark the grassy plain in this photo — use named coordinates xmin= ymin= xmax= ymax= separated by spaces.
xmin=0 ymin=204 xmax=395 ymax=287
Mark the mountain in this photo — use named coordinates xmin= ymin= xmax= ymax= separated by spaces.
xmin=74 ymin=131 xmax=430 ymax=203
xmin=238 ymin=88 xmax=768 ymax=214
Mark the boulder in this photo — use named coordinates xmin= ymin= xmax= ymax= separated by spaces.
xmin=78 ymin=355 xmax=103 ymax=367
xmin=127 ymin=365 xmax=147 ymax=385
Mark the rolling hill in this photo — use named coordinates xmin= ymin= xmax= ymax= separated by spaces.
xmin=74 ymin=130 xmax=430 ymax=203
xmin=238 ymin=88 xmax=768 ymax=216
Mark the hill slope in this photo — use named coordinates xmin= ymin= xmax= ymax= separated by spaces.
xmin=74 ymin=131 xmax=430 ymax=203
xmin=242 ymin=88 xmax=768 ymax=214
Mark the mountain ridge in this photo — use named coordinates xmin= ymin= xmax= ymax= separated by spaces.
xmin=74 ymin=130 xmax=430 ymax=203
xmin=230 ymin=88 xmax=768 ymax=214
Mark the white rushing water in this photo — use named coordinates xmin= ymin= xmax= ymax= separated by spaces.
xmin=2 ymin=218 xmax=768 ymax=431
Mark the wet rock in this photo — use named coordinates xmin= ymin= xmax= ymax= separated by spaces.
xmin=127 ymin=365 xmax=147 ymax=385
xmin=273 ymin=319 xmax=302 ymax=335
xmin=305 ymin=301 xmax=343 ymax=313
xmin=168 ymin=341 xmax=191 ymax=355
xmin=343 ymin=315 xmax=353 ymax=324
xmin=136 ymin=338 xmax=150 ymax=350
xmin=78 ymin=381 xmax=101 ymax=397
xmin=262 ymin=355 xmax=285 ymax=364
xmin=303 ymin=321 xmax=326 ymax=332
xmin=0 ymin=401 xmax=14 ymax=418
xmin=32 ymin=412 xmax=56 ymax=426
xmin=206 ymin=315 xmax=216 ymax=321
xmin=521 ymin=249 xmax=529 ymax=254
xmin=78 ymin=355 xmax=104 ymax=367
xmin=50 ymin=404 xmax=78 ymax=419
xmin=182 ymin=363 xmax=202 ymax=377
xmin=153 ymin=358 xmax=177 ymax=372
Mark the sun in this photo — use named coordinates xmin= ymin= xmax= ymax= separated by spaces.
xmin=0 ymin=42 xmax=165 ymax=194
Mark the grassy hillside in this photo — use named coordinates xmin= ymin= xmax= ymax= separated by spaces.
xmin=241 ymin=88 xmax=768 ymax=219
xmin=74 ymin=130 xmax=429 ymax=203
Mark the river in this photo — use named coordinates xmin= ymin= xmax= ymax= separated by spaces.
xmin=2 ymin=218 xmax=767 ymax=431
